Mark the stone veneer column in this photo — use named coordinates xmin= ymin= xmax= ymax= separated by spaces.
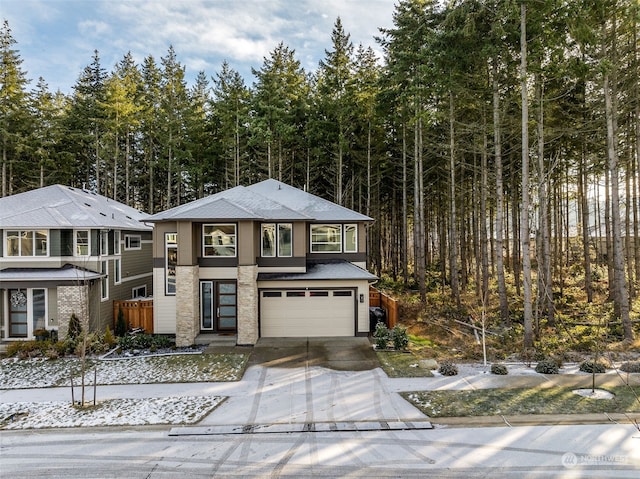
xmin=237 ymin=264 xmax=258 ymax=345
xmin=175 ymin=265 xmax=199 ymax=347
xmin=57 ymin=285 xmax=89 ymax=339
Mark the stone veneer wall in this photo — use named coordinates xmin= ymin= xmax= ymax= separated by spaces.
xmin=237 ymin=264 xmax=258 ymax=345
xmin=57 ymin=285 xmax=89 ymax=339
xmin=175 ymin=265 xmax=199 ymax=347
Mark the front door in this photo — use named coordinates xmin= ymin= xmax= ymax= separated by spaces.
xmin=200 ymin=281 xmax=237 ymax=332
xmin=7 ymin=288 xmax=47 ymax=338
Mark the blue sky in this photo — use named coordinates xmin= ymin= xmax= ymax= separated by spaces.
xmin=3 ymin=0 xmax=396 ymax=94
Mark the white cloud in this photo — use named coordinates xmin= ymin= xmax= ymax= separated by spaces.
xmin=7 ymin=0 xmax=396 ymax=92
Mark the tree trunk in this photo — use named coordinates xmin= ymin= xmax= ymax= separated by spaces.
xmin=520 ymin=2 xmax=534 ymax=348
xmin=415 ymin=105 xmax=426 ymax=301
xmin=604 ymin=68 xmax=633 ymax=340
xmin=492 ymin=61 xmax=509 ymax=323
xmin=535 ymin=74 xmax=554 ymax=327
xmin=448 ymin=91 xmax=460 ymax=306
xmin=402 ymin=121 xmax=408 ymax=285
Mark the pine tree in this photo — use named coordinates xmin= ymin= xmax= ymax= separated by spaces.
xmin=0 ymin=20 xmax=31 ymax=196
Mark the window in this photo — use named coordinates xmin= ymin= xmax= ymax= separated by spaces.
xmin=261 ymin=224 xmax=275 ymax=257
xmin=261 ymin=223 xmax=292 ymax=257
xmin=114 ymin=231 xmax=121 ymax=255
xmin=344 ymin=224 xmax=357 ymax=253
xmin=311 ymin=224 xmax=342 ymax=252
xmin=132 ymin=285 xmax=147 ymax=298
xmin=333 ymin=291 xmax=353 ymax=297
xmin=101 ymin=261 xmax=108 ymax=300
xmin=114 ymin=258 xmax=121 ymax=284
xmin=5 ymin=230 xmax=48 ymax=257
xmin=309 ymin=291 xmax=329 ymax=297
xmin=125 ymin=234 xmax=141 ymax=250
xmin=286 ymin=291 xmax=306 ymax=297
xmin=203 ymin=224 xmax=236 ymax=257
xmin=100 ymin=230 xmax=109 ymax=256
xmin=166 ymin=233 xmax=177 ymax=295
xmin=75 ymin=230 xmax=90 ymax=256
xmin=262 ymin=291 xmax=282 ymax=298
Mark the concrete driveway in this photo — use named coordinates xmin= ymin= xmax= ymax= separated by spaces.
xmin=248 ymin=336 xmax=381 ymax=371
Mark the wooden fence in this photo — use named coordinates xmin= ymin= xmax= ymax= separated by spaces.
xmin=369 ymin=287 xmax=399 ymax=329
xmin=113 ymin=299 xmax=154 ymax=333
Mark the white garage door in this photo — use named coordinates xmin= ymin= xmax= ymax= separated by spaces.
xmin=260 ymin=289 xmax=355 ymax=337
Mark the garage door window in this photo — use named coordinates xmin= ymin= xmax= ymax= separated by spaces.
xmin=309 ymin=291 xmax=329 ymax=297
xmin=286 ymin=291 xmax=306 ymax=297
xmin=333 ymin=291 xmax=353 ymax=297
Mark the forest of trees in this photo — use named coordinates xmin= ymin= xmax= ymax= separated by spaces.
xmin=1 ymin=0 xmax=639 ymax=346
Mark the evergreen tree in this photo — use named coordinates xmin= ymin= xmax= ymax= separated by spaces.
xmin=0 ymin=20 xmax=31 ymax=196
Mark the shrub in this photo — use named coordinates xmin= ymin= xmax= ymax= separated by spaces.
xmin=391 ymin=325 xmax=409 ymax=350
xmin=55 ymin=338 xmax=75 ymax=356
xmin=535 ymin=359 xmax=559 ymax=374
xmin=115 ymin=308 xmax=127 ymax=337
xmin=44 ymin=348 xmax=59 ymax=360
xmin=374 ymin=322 xmax=390 ymax=350
xmin=491 ymin=363 xmax=509 ymax=375
xmin=103 ymin=326 xmax=117 ymax=348
xmin=438 ymin=360 xmax=459 ymax=376
xmin=620 ymin=361 xmax=640 ymax=373
xmin=68 ymin=313 xmax=82 ymax=340
xmin=579 ymin=359 xmax=607 ymax=373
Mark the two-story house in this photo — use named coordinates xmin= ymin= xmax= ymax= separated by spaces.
xmin=0 ymin=185 xmax=153 ymax=341
xmin=146 ymin=179 xmax=377 ymax=346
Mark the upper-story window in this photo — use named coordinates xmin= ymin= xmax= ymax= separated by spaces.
xmin=100 ymin=230 xmax=109 ymax=256
xmin=125 ymin=234 xmax=141 ymax=250
xmin=203 ymin=224 xmax=236 ymax=257
xmin=261 ymin=223 xmax=292 ymax=257
xmin=311 ymin=224 xmax=342 ymax=252
xmin=344 ymin=224 xmax=357 ymax=253
xmin=114 ymin=230 xmax=121 ymax=255
xmin=5 ymin=230 xmax=48 ymax=257
xmin=166 ymin=233 xmax=177 ymax=295
xmin=75 ymin=230 xmax=90 ymax=256
xmin=311 ymin=224 xmax=358 ymax=253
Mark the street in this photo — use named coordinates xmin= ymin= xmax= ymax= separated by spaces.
xmin=1 ymin=423 xmax=638 ymax=478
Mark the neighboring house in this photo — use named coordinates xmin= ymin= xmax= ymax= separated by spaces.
xmin=146 ymin=179 xmax=377 ymax=346
xmin=0 ymin=185 xmax=153 ymax=341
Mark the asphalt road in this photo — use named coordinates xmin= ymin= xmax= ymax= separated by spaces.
xmin=1 ymin=423 xmax=638 ymax=478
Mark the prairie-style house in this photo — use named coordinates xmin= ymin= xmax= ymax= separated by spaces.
xmin=146 ymin=179 xmax=377 ymax=346
xmin=0 ymin=185 xmax=153 ymax=340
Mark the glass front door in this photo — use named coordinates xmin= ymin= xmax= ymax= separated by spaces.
xmin=200 ymin=281 xmax=237 ymax=332
xmin=7 ymin=288 xmax=47 ymax=338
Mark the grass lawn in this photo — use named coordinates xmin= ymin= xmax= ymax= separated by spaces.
xmin=0 ymin=352 xmax=249 ymax=389
xmin=376 ymin=351 xmax=434 ymax=378
xmin=403 ymin=386 xmax=640 ymax=417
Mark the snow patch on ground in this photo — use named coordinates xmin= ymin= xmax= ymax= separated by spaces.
xmin=0 ymin=396 xmax=224 ymax=430
xmin=0 ymin=353 xmax=247 ymax=389
xmin=572 ymin=388 xmax=614 ymax=400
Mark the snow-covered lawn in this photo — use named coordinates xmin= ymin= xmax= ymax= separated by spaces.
xmin=1 ymin=396 xmax=224 ymax=430
xmin=0 ymin=353 xmax=247 ymax=430
xmin=0 ymin=353 xmax=248 ymax=389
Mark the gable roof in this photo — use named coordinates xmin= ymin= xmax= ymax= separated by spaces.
xmin=0 ymin=185 xmax=151 ymax=230
xmin=146 ymin=179 xmax=373 ymax=223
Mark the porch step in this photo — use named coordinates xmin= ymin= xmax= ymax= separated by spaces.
xmin=194 ymin=334 xmax=237 ymax=346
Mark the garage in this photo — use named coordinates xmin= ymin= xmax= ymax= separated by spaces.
xmin=260 ymin=289 xmax=355 ymax=337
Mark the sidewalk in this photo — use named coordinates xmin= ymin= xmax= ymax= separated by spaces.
xmin=2 ymin=359 xmax=639 ymax=431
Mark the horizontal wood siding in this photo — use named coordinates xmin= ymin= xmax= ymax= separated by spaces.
xmin=153 ymin=268 xmax=176 ymax=334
